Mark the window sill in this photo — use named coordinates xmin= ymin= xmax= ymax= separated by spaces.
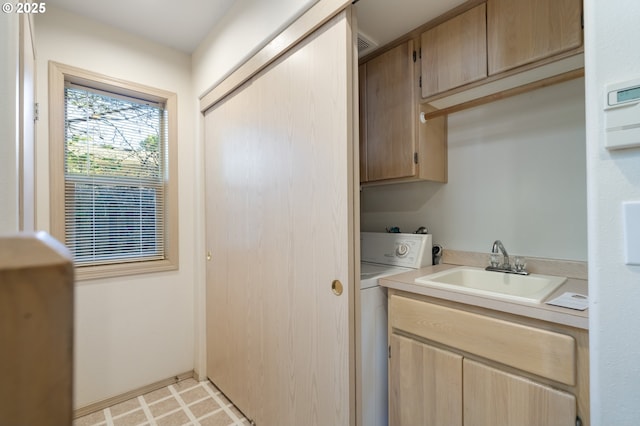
xmin=74 ymin=258 xmax=178 ymax=281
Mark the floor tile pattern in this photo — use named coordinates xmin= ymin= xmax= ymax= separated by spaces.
xmin=74 ymin=379 xmax=249 ymax=426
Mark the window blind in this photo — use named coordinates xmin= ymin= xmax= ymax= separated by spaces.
xmin=64 ymin=83 xmax=168 ymax=266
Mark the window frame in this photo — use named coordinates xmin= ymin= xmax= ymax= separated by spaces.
xmin=49 ymin=61 xmax=179 ymax=280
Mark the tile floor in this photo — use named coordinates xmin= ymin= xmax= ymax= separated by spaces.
xmin=73 ymin=378 xmax=249 ymax=426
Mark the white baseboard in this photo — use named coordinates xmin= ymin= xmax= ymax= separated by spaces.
xmin=73 ymin=370 xmax=195 ymax=419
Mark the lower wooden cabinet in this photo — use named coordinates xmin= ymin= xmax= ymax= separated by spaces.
xmin=389 ymin=334 xmax=462 ymax=426
xmin=388 ymin=291 xmax=589 ymax=425
xmin=389 ymin=333 xmax=577 ymax=426
xmin=463 ymin=359 xmax=576 ymax=426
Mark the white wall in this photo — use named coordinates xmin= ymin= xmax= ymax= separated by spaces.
xmin=192 ymin=0 xmax=316 ymax=96
xmin=584 ymin=0 xmax=640 ymax=423
xmin=361 ymin=78 xmax=587 ymax=261
xmin=34 ymin=6 xmax=197 ymax=408
xmin=0 ymin=12 xmax=19 ymax=234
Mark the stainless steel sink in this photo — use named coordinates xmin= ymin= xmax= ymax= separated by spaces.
xmin=414 ymin=266 xmax=567 ymax=303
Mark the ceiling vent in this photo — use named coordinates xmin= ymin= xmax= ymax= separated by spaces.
xmin=357 ymin=32 xmax=378 ymax=57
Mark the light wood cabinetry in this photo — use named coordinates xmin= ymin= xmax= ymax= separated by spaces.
xmin=359 ymin=0 xmax=583 ymax=182
xmin=359 ymin=40 xmax=447 ymax=184
xmin=363 ymin=40 xmax=416 ymax=181
xmin=464 ymin=360 xmax=576 ymax=426
xmin=487 ymin=0 xmax=583 ymax=75
xmin=411 ymin=0 xmax=584 ymax=122
xmin=421 ymin=4 xmax=487 ymax=98
xmin=389 ymin=334 xmax=462 ymax=426
xmin=0 ymin=234 xmax=74 ymax=426
xmin=388 ymin=291 xmax=589 ymax=425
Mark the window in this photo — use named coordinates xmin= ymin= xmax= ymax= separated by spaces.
xmin=49 ymin=62 xmax=178 ymax=280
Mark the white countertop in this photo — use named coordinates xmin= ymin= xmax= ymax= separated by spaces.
xmin=379 ymin=263 xmax=589 ymax=330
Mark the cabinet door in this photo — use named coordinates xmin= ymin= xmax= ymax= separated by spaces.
xmin=487 ymin=0 xmax=582 ymax=75
xmin=463 ymin=359 xmax=576 ymax=426
xmin=389 ymin=334 xmax=463 ymax=426
xmin=421 ymin=4 xmax=487 ymax=98
xmin=365 ymin=40 xmax=416 ymax=181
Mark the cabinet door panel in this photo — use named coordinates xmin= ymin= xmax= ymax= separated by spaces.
xmin=421 ymin=4 xmax=487 ymax=98
xmin=463 ymin=359 xmax=576 ymax=426
xmin=487 ymin=0 xmax=582 ymax=74
xmin=389 ymin=334 xmax=462 ymax=426
xmin=365 ymin=41 xmax=416 ymax=181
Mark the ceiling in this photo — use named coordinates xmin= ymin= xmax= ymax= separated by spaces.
xmin=48 ymin=0 xmax=238 ymax=53
xmin=47 ymin=0 xmax=466 ymax=55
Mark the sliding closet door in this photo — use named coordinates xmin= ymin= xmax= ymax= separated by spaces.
xmin=204 ymin=11 xmax=355 ymax=426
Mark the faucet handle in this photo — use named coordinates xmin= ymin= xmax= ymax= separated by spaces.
xmin=514 ymin=256 xmax=527 ymax=272
xmin=490 ymin=252 xmax=501 ymax=268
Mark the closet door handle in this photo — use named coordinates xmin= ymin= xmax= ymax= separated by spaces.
xmin=331 ymin=280 xmax=343 ymax=296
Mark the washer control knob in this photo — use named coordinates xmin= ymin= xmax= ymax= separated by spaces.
xmin=396 ymin=243 xmax=410 ymax=257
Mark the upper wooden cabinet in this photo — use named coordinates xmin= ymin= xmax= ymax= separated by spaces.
xmin=421 ymin=4 xmax=487 ymax=98
xmin=364 ymin=40 xmax=417 ymax=182
xmin=487 ymin=0 xmax=583 ymax=75
xmin=360 ymin=40 xmax=447 ymax=184
xmin=358 ymin=0 xmax=583 ymax=183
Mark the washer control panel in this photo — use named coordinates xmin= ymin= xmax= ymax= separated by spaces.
xmin=361 ymin=232 xmax=433 ymax=268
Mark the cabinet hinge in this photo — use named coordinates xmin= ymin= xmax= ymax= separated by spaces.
xmin=419 ymin=47 xmax=422 ymax=59
xmin=414 ymin=152 xmax=419 ymax=164
xmin=413 ymin=50 xmax=417 ymax=63
xmin=419 ymin=75 xmax=422 ymax=88
xmin=581 ymin=11 xmax=584 ymax=29
xmin=34 ymin=102 xmax=39 ymax=122
xmin=388 ymin=345 xmax=391 ymax=358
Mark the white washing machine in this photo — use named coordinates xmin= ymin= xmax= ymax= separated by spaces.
xmin=360 ymin=232 xmax=432 ymax=426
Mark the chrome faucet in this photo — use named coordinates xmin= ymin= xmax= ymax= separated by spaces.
xmin=492 ymin=240 xmax=510 ymax=268
xmin=486 ymin=240 xmax=529 ymax=275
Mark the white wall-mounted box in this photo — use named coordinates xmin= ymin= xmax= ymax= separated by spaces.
xmin=605 ymin=78 xmax=640 ymax=150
